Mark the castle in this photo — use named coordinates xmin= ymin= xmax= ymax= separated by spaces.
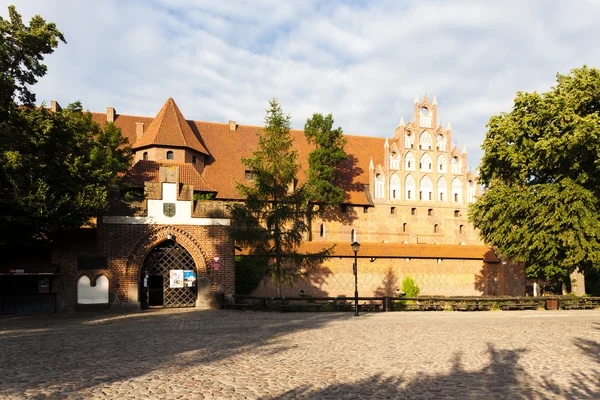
xmin=1 ymin=95 xmax=526 ymax=314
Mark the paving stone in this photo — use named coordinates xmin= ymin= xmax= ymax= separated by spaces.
xmin=1 ymin=309 xmax=600 ymax=398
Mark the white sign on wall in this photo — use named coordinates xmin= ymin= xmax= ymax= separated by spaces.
xmin=169 ymin=270 xmax=184 ymax=288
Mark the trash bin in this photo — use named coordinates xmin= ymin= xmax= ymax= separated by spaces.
xmin=215 ymin=292 xmax=225 ymax=309
xmin=546 ymin=298 xmax=558 ymax=310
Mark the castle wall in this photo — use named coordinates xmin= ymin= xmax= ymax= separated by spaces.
xmin=250 ymin=256 xmax=525 ymax=298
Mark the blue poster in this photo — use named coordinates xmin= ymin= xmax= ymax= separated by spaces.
xmin=183 ymin=270 xmax=196 ymax=287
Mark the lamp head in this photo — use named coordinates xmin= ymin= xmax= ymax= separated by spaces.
xmin=351 ymin=241 xmax=361 ymax=253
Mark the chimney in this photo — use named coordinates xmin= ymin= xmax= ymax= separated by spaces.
xmin=228 ymin=120 xmax=237 ymax=132
xmin=50 ymin=100 xmax=61 ymax=112
xmin=135 ymin=122 xmax=144 ymax=141
xmin=106 ymin=106 xmax=116 ymax=123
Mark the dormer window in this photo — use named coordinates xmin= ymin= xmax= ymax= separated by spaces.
xmin=166 ymin=151 xmax=174 ymax=160
xmin=143 ymin=151 xmax=148 ymax=160
xmin=244 ymin=170 xmax=256 ymax=181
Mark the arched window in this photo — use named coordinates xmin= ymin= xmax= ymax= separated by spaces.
xmin=467 ymin=179 xmax=476 ymax=203
xmin=434 ymin=224 xmax=439 ymax=233
xmin=192 ymin=155 xmax=197 ymax=164
xmin=452 ymin=178 xmax=462 ymax=203
xmin=451 ymin=156 xmax=462 ymax=174
xmin=374 ymin=171 xmax=385 ymax=199
xmin=77 ymin=275 xmax=109 ymax=304
xmin=438 ymin=176 xmax=447 ymax=201
xmin=420 ymin=175 xmax=433 ymax=201
xmin=405 ymin=152 xmax=415 ymax=171
xmin=419 ymin=131 xmax=432 ymax=150
xmin=143 ymin=151 xmax=148 ymax=160
xmin=404 ymin=132 xmax=414 ymax=149
xmin=405 ymin=174 xmax=415 ymax=200
xmin=390 ymin=174 xmax=400 ymax=199
xmin=166 ymin=151 xmax=174 ymax=160
xmin=438 ymin=154 xmax=447 ymax=173
xmin=420 ymin=153 xmax=433 ymax=172
xmin=437 ymin=134 xmax=446 ymax=151
xmin=389 ymin=146 xmax=400 ymax=170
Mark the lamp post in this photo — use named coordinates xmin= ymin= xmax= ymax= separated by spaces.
xmin=351 ymin=241 xmax=361 ymax=316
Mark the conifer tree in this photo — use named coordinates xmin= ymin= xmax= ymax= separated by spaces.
xmin=469 ymin=66 xmax=600 ymax=287
xmin=229 ymin=100 xmax=332 ymax=296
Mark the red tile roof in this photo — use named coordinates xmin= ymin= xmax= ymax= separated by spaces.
xmin=90 ymin=98 xmax=385 ymax=203
xmin=124 ymin=160 xmax=215 ymax=192
xmin=132 ymin=98 xmax=209 ymax=155
xmin=237 ymin=242 xmax=498 ymax=262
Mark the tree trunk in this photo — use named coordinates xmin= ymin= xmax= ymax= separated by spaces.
xmin=570 ymin=268 xmax=585 ymax=296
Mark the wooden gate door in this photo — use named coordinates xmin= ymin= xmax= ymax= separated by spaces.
xmin=140 ymin=240 xmax=198 ymax=308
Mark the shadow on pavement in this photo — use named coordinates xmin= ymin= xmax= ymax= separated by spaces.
xmin=0 ymin=309 xmax=350 ymax=397
xmin=263 ymin=344 xmax=532 ymax=399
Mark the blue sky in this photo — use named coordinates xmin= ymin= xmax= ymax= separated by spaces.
xmin=3 ymin=0 xmax=600 ymax=170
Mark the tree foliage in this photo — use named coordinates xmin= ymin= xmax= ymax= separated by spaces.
xmin=304 ymin=113 xmax=348 ymax=208
xmin=469 ymin=66 xmax=600 ymax=280
xmin=229 ymin=100 xmax=332 ymax=296
xmin=0 ymin=7 xmax=131 ymax=246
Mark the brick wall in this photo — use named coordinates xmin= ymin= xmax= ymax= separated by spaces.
xmin=52 ymin=223 xmax=234 ymax=312
xmin=250 ymin=256 xmax=525 ymax=298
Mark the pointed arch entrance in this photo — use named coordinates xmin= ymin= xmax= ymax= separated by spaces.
xmin=140 ymin=240 xmax=198 ymax=308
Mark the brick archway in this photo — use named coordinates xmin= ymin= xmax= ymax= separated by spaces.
xmin=126 ymin=225 xmax=208 ymax=279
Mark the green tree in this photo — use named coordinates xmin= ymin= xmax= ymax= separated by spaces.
xmin=229 ymin=100 xmax=332 ymax=296
xmin=0 ymin=5 xmax=65 ymax=110
xmin=469 ymin=66 xmax=600 ymax=283
xmin=0 ymin=7 xmax=131 ymax=246
xmin=304 ymin=113 xmax=348 ymax=208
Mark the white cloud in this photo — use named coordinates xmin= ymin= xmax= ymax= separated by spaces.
xmin=2 ymin=0 xmax=600 ymax=168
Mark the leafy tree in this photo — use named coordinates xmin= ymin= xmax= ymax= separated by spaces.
xmin=304 ymin=113 xmax=348 ymax=208
xmin=0 ymin=7 xmax=131 ymax=247
xmin=229 ymin=100 xmax=332 ymax=296
xmin=469 ymin=66 xmax=600 ymax=283
xmin=0 ymin=5 xmax=65 ymax=110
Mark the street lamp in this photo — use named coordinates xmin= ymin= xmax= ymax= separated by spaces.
xmin=351 ymin=241 xmax=361 ymax=316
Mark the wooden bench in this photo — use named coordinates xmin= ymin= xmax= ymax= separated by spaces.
xmin=335 ymin=303 xmax=382 ymax=312
xmin=500 ymin=302 xmax=538 ymax=311
xmin=276 ymin=303 xmax=327 ymax=313
xmin=451 ymin=302 xmax=490 ymax=311
xmin=563 ymin=302 xmax=596 ymax=310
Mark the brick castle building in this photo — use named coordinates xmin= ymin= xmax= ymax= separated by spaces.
xmin=1 ymin=95 xmax=525 ymax=314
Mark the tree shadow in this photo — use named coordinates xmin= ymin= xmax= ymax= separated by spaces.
xmin=474 ymin=261 xmax=526 ymax=296
xmin=373 ymin=267 xmax=399 ymax=297
xmin=542 ymin=322 xmax=600 ymax=398
xmin=0 ymin=309 xmax=350 ymax=398
xmin=320 ymin=154 xmax=364 ymax=225
xmin=263 ymin=344 xmax=533 ymax=399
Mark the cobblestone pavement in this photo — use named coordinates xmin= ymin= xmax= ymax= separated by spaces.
xmin=1 ymin=309 xmax=599 ymax=399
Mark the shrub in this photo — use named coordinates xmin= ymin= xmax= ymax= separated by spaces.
xmin=402 ymin=275 xmax=420 ymax=297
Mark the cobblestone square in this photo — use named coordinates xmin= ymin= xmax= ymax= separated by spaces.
xmin=1 ymin=309 xmax=599 ymax=399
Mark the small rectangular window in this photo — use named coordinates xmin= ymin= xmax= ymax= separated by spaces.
xmin=363 ymin=206 xmax=368 ymax=214
xmin=391 ymin=207 xmax=396 ymax=215
xmin=454 ymin=210 xmax=461 ymax=217
xmin=411 ymin=208 xmax=416 ymax=216
xmin=459 ymin=225 xmax=464 ymax=234
xmin=428 ymin=209 xmax=433 ymax=216
xmin=341 ymin=204 xmax=348 ymax=213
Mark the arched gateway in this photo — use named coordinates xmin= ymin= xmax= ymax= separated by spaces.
xmin=140 ymin=240 xmax=199 ymax=308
